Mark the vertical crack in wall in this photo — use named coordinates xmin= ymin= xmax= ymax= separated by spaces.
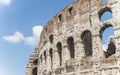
xmin=89 ymin=0 xmax=92 ymax=27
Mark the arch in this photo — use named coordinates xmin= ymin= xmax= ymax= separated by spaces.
xmin=68 ymin=7 xmax=73 ymax=16
xmin=40 ymin=55 xmax=42 ymax=63
xmin=100 ymin=24 xmax=113 ymax=38
xmin=100 ymin=25 xmax=116 ymax=58
xmin=56 ymin=42 xmax=62 ymax=66
xmin=98 ymin=7 xmax=112 ymax=21
xmin=33 ymin=59 xmax=38 ymax=65
xmin=81 ymin=30 xmax=92 ymax=56
xmin=44 ymin=51 xmax=46 ymax=64
xmin=32 ymin=67 xmax=37 ymax=75
xmin=67 ymin=36 xmax=75 ymax=59
xmin=49 ymin=34 xmax=53 ymax=44
xmin=49 ymin=48 xmax=53 ymax=67
xmin=58 ymin=14 xmax=62 ymax=22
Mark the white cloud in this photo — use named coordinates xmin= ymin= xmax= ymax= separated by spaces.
xmin=3 ymin=25 xmax=43 ymax=46
xmin=0 ymin=0 xmax=11 ymax=6
xmin=24 ymin=26 xmax=43 ymax=46
xmin=102 ymin=44 xmax=108 ymax=51
xmin=3 ymin=32 xmax=24 ymax=44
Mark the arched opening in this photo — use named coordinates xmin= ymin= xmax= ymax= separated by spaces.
xmin=40 ymin=55 xmax=42 ymax=63
xmin=56 ymin=42 xmax=62 ymax=66
xmin=44 ymin=51 xmax=46 ymax=64
xmin=67 ymin=36 xmax=75 ymax=59
xmin=49 ymin=34 xmax=53 ymax=44
xmin=98 ymin=7 xmax=112 ymax=22
xmin=58 ymin=14 xmax=62 ymax=22
xmin=49 ymin=48 xmax=53 ymax=67
xmin=102 ymin=0 xmax=107 ymax=5
xmin=68 ymin=7 xmax=73 ymax=16
xmin=32 ymin=67 xmax=37 ymax=75
xmin=33 ymin=59 xmax=38 ymax=65
xmin=81 ymin=30 xmax=92 ymax=56
xmin=100 ymin=26 xmax=116 ymax=58
xmin=101 ymin=11 xmax=112 ymax=22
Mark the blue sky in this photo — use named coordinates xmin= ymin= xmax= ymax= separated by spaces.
xmin=0 ymin=0 xmax=113 ymax=75
xmin=0 ymin=0 xmax=76 ymax=75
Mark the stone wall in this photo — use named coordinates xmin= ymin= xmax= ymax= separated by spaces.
xmin=26 ymin=0 xmax=120 ymax=75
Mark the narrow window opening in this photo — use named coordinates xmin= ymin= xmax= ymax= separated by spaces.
xmin=58 ymin=14 xmax=62 ymax=22
xmin=102 ymin=0 xmax=107 ymax=5
xmin=101 ymin=26 xmax=116 ymax=58
xmin=33 ymin=59 xmax=38 ymax=65
xmin=32 ymin=67 xmax=37 ymax=75
xmin=49 ymin=34 xmax=53 ymax=44
xmin=49 ymin=48 xmax=53 ymax=68
xmin=44 ymin=51 xmax=46 ymax=64
xmin=40 ymin=55 xmax=42 ymax=63
xmin=81 ymin=31 xmax=92 ymax=56
xmin=67 ymin=37 xmax=75 ymax=59
xmin=68 ymin=7 xmax=73 ymax=16
xmin=56 ymin=42 xmax=62 ymax=66
xmin=46 ymin=28 xmax=47 ymax=32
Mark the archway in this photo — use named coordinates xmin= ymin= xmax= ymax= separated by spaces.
xmin=100 ymin=25 xmax=116 ymax=58
xmin=81 ymin=30 xmax=92 ymax=56
xmin=56 ymin=42 xmax=62 ymax=66
xmin=67 ymin=36 xmax=75 ymax=59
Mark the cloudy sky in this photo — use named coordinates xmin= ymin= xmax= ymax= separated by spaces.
xmin=0 ymin=0 xmax=76 ymax=75
xmin=0 ymin=0 xmax=114 ymax=75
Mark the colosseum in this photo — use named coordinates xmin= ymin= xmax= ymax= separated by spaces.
xmin=26 ymin=0 xmax=120 ymax=75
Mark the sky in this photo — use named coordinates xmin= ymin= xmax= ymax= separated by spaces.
xmin=0 ymin=0 xmax=76 ymax=75
xmin=0 ymin=0 xmax=113 ymax=75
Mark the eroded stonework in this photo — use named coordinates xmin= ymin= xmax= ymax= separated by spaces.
xmin=26 ymin=0 xmax=120 ymax=75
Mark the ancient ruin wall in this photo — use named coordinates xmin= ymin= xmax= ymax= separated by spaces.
xmin=26 ymin=0 xmax=120 ymax=75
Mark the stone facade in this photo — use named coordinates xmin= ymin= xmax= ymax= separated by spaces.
xmin=26 ymin=0 xmax=120 ymax=75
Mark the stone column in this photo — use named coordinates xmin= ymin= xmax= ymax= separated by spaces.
xmin=26 ymin=63 xmax=33 ymax=75
xmin=92 ymin=35 xmax=104 ymax=75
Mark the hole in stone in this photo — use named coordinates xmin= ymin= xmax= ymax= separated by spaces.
xmin=32 ymin=67 xmax=37 ymax=75
xmin=68 ymin=7 xmax=73 ymax=16
xmin=101 ymin=11 xmax=112 ymax=22
xmin=67 ymin=36 xmax=75 ymax=59
xmin=102 ymin=0 xmax=107 ymax=5
xmin=58 ymin=14 xmax=62 ymax=22
xmin=101 ymin=26 xmax=116 ymax=58
xmin=49 ymin=34 xmax=53 ymax=44
xmin=44 ymin=51 xmax=46 ymax=64
xmin=98 ymin=7 xmax=112 ymax=22
xmin=81 ymin=30 xmax=92 ymax=56
xmin=56 ymin=42 xmax=62 ymax=66
xmin=33 ymin=59 xmax=38 ymax=65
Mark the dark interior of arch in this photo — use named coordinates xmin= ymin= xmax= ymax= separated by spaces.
xmin=49 ymin=48 xmax=53 ymax=66
xmin=56 ymin=42 xmax=62 ymax=66
xmin=68 ymin=7 xmax=73 ymax=16
xmin=67 ymin=37 xmax=75 ymax=59
xmin=44 ymin=51 xmax=46 ymax=63
xmin=49 ymin=34 xmax=53 ymax=44
xmin=58 ymin=14 xmax=62 ymax=21
xmin=32 ymin=67 xmax=37 ymax=75
xmin=33 ymin=59 xmax=38 ymax=65
xmin=40 ymin=55 xmax=42 ymax=63
xmin=81 ymin=31 xmax=92 ymax=56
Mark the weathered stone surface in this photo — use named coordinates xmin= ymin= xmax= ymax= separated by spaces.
xmin=26 ymin=0 xmax=120 ymax=75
